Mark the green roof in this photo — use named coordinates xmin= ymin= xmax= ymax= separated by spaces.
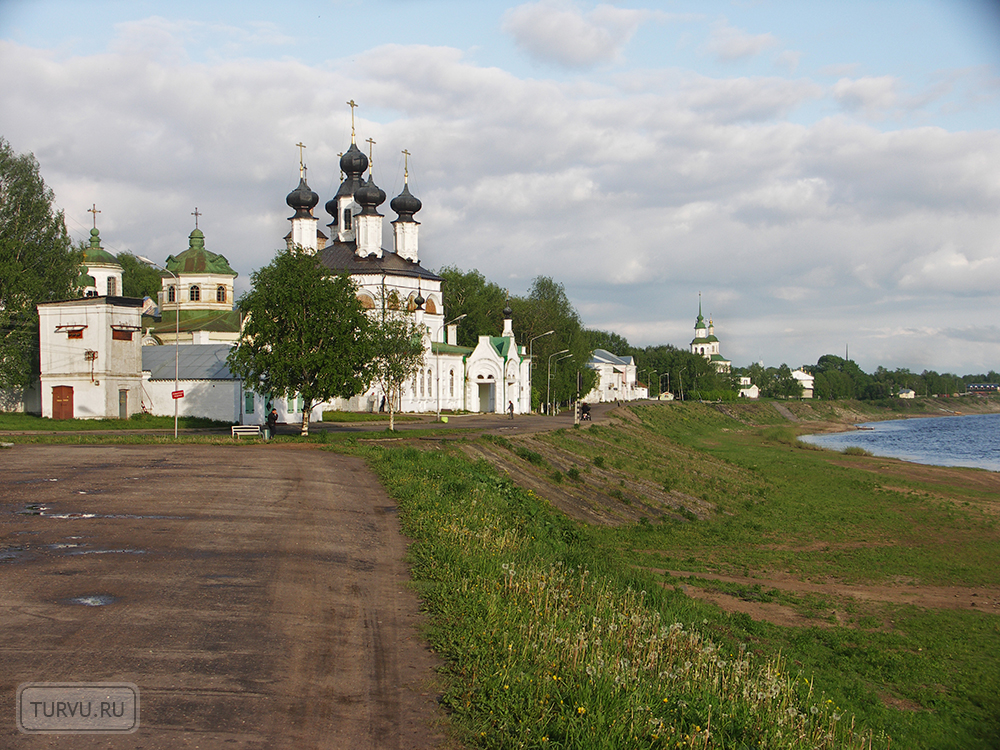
xmin=431 ymin=342 xmax=473 ymax=356
xmin=143 ymin=309 xmax=241 ymax=335
xmin=164 ymin=228 xmax=237 ymax=277
xmin=83 ymin=227 xmax=120 ymax=266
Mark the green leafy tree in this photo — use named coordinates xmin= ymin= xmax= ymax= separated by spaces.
xmin=228 ymin=249 xmax=371 ymax=436
xmin=0 ymin=138 xmax=82 ymax=392
xmin=584 ymin=328 xmax=631 ymax=357
xmin=437 ymin=266 xmax=507 ymax=347
xmin=117 ymin=252 xmax=165 ymax=300
xmin=368 ymin=286 xmax=427 ymax=431
xmin=510 ymin=276 xmax=595 ymax=410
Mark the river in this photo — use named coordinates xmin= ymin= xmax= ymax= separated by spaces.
xmin=799 ymin=412 xmax=1000 ymax=472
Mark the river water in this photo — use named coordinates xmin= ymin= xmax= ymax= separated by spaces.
xmin=799 ymin=412 xmax=1000 ymax=472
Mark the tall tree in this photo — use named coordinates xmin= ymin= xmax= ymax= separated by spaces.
xmin=368 ymin=286 xmax=426 ymax=431
xmin=437 ymin=266 xmax=507 ymax=347
xmin=0 ymin=138 xmax=82 ymax=391
xmin=228 ymin=249 xmax=371 ymax=436
xmin=117 ymin=252 xmax=165 ymax=300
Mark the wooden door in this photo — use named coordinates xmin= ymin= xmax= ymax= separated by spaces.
xmin=52 ymin=386 xmax=74 ymax=420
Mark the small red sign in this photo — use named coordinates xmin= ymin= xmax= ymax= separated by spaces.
xmin=172 ymin=390 xmax=184 ymax=399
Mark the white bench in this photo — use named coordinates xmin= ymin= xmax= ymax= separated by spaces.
xmin=231 ymin=424 xmax=262 ymax=439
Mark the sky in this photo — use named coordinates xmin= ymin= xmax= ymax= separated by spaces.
xmin=2 ymin=0 xmax=999 ymax=375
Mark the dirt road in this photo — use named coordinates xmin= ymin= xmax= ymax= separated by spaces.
xmin=1 ymin=445 xmax=449 ymax=748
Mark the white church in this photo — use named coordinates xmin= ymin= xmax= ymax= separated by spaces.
xmin=690 ymin=295 xmax=731 ymax=373
xmin=264 ymin=125 xmax=531 ymax=423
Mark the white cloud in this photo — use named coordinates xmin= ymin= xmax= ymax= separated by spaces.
xmin=502 ymin=1 xmax=655 ymax=68
xmin=703 ymin=21 xmax=778 ymax=62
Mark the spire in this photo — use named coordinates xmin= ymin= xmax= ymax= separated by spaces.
xmin=695 ymin=292 xmax=705 ymax=329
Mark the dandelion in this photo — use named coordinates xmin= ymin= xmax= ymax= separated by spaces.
xmin=577 ymin=706 xmax=586 ymax=715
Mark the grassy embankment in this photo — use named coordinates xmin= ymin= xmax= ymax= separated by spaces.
xmin=357 ymin=399 xmax=999 ymax=749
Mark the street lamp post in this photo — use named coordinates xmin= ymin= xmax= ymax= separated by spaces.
xmin=553 ymin=352 xmax=572 ymax=413
xmin=436 ymin=313 xmax=466 ymax=421
xmin=138 ymin=256 xmax=179 ymax=439
xmin=645 ymin=369 xmax=657 ymax=399
xmin=546 ymin=349 xmax=569 ymax=416
xmin=528 ymin=330 xmax=554 ymax=412
xmin=660 ymin=372 xmax=670 ymax=399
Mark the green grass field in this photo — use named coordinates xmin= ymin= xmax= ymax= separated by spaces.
xmin=350 ymin=401 xmax=999 ymax=749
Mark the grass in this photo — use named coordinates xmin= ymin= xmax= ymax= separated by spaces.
xmin=0 ymin=411 xmax=229 ymax=431
xmin=355 ymin=443 xmax=885 ymax=749
xmin=345 ymin=400 xmax=999 ymax=749
xmin=321 ymin=410 xmax=421 ymax=422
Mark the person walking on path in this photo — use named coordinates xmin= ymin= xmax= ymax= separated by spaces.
xmin=508 ymin=401 xmax=514 ymax=419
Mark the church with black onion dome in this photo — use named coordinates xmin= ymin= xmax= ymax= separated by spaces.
xmin=266 ymin=102 xmax=532 ymax=421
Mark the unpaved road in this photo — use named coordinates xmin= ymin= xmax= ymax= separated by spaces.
xmin=0 ymin=445 xmax=449 ymax=748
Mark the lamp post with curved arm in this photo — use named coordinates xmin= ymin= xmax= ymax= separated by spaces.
xmin=138 ymin=256 xmax=179 ymax=438
xmin=546 ymin=349 xmax=569 ymax=416
xmin=528 ymin=330 xmax=554 ymax=412
xmin=435 ymin=313 xmax=466 ymax=421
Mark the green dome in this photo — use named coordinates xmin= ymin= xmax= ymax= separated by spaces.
xmin=83 ymin=227 xmax=120 ymax=266
xmin=163 ymin=228 xmax=237 ymax=277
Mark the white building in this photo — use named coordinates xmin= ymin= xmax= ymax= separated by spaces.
xmin=898 ymin=388 xmax=915 ymax=399
xmin=738 ymin=376 xmax=760 ymax=399
xmin=78 ymin=226 xmax=123 ymax=298
xmin=37 ymin=296 xmax=144 ymax=419
xmin=276 ymin=128 xmax=531 ymax=419
xmin=791 ymin=368 xmax=815 ymax=398
xmin=690 ymin=295 xmax=731 ymax=373
xmin=141 ymin=343 xmax=246 ymax=423
xmin=582 ymin=349 xmax=643 ymax=403
xmin=144 ymin=226 xmax=240 ymax=345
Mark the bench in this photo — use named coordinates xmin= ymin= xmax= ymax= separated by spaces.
xmin=231 ymin=424 xmax=262 ymax=439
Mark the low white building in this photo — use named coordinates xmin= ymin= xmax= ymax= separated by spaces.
xmin=791 ymin=368 xmax=815 ymax=398
xmin=738 ymin=376 xmax=760 ymax=399
xmin=582 ymin=349 xmax=642 ymax=403
xmin=898 ymin=388 xmax=916 ymax=399
xmin=37 ymin=296 xmax=144 ymax=419
xmin=141 ymin=343 xmax=247 ymax=423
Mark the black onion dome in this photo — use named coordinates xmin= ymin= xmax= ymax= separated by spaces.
xmin=355 ymin=175 xmax=386 ymax=216
xmin=390 ymin=183 xmax=422 ymax=221
xmin=503 ymin=302 xmax=513 ymax=318
xmin=340 ymin=143 xmax=368 ymax=178
xmin=286 ymin=177 xmax=319 ymax=218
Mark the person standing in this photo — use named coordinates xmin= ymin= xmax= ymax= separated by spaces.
xmin=266 ymin=408 xmax=278 ymax=437
xmin=508 ymin=401 xmax=514 ymax=419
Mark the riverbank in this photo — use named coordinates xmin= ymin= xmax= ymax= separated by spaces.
xmin=774 ymin=394 xmax=1000 ymax=434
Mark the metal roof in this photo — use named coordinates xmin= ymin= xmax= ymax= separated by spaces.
xmin=143 ymin=344 xmax=236 ymax=381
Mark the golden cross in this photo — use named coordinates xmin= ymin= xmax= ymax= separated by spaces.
xmin=296 ymin=141 xmax=306 ymax=178
xmin=192 ymin=207 xmax=201 ymax=229
xmin=347 ymin=99 xmax=358 ymax=142
xmin=401 ymin=149 xmax=411 ymax=183
xmin=87 ymin=203 xmax=101 ymax=229
xmin=338 ymin=151 xmax=344 ymax=180
xmin=366 ymin=137 xmax=376 ymax=171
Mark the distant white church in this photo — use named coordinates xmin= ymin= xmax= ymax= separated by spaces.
xmin=690 ymin=295 xmax=731 ymax=373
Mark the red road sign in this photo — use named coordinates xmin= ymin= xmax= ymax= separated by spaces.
xmin=172 ymin=390 xmax=184 ymax=399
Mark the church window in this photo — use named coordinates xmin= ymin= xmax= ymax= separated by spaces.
xmin=189 ymin=285 xmax=200 ymax=302
xmin=216 ymin=286 xmax=226 ymax=303
xmin=357 ymin=293 xmax=375 ymax=309
xmin=424 ymin=297 xmax=437 ymax=314
xmin=343 ymin=208 xmax=352 ymax=230
xmin=449 ymin=369 xmax=455 ymax=397
xmin=419 ymin=373 xmax=424 ymax=397
xmin=245 ymin=392 xmax=254 ymax=413
xmin=112 ymin=329 xmax=133 ymax=341
xmin=427 ymin=369 xmax=433 ymax=398
xmin=68 ymin=329 xmax=83 ymax=340
xmin=107 ymin=277 xmax=117 ymax=296
xmin=168 ymin=285 xmax=176 ymax=303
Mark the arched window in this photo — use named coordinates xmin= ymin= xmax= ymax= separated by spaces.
xmin=419 ymin=371 xmax=424 ymax=397
xmin=427 ymin=369 xmax=433 ymax=398
xmin=107 ymin=277 xmax=117 ymax=296
xmin=449 ymin=369 xmax=455 ymax=397
xmin=343 ymin=208 xmax=352 ymax=230
xmin=168 ymin=286 xmax=176 ymax=303
xmin=424 ymin=296 xmax=437 ymax=314
xmin=357 ymin=293 xmax=375 ymax=310
xmin=189 ymin=285 xmax=200 ymax=302
xmin=216 ymin=285 xmax=226 ymax=303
